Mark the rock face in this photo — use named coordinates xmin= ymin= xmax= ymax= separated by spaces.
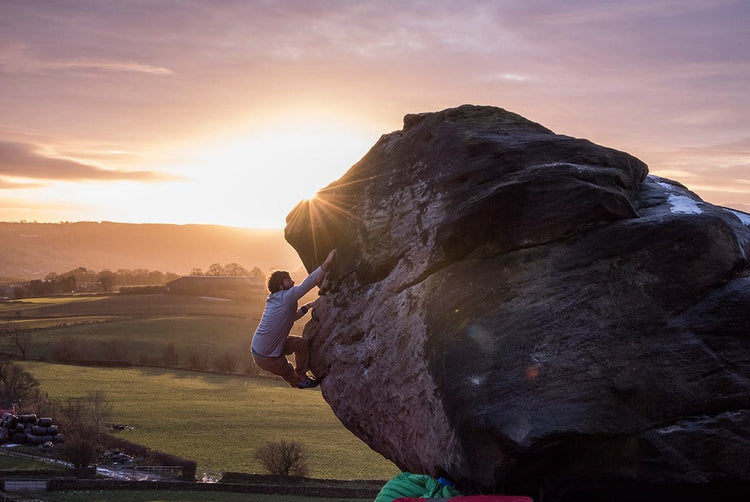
xmin=285 ymin=105 xmax=750 ymax=500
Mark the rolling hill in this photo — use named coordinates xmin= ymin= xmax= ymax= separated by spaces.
xmin=0 ymin=221 xmax=303 ymax=280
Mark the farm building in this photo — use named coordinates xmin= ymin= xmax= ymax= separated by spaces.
xmin=166 ymin=276 xmax=265 ymax=299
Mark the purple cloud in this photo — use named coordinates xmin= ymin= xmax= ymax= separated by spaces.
xmin=0 ymin=141 xmax=176 ymax=182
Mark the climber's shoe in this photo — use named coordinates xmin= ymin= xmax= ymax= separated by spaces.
xmin=297 ymin=376 xmax=321 ymax=389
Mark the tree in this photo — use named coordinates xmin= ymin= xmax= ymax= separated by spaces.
xmin=0 ymin=360 xmax=40 ymax=409
xmin=86 ymin=390 xmax=113 ymax=433
xmin=29 ymin=279 xmax=46 ymax=296
xmin=103 ymin=338 xmax=127 ymax=361
xmin=213 ymin=350 xmax=238 ymax=373
xmin=164 ymin=272 xmax=180 ymax=283
xmin=0 ymin=327 xmax=32 ymax=360
xmin=55 ymin=391 xmax=114 ymax=473
xmin=59 ymin=274 xmax=76 ymax=292
xmin=56 ymin=392 xmax=113 ymax=437
xmin=206 ymin=263 xmax=225 ymax=276
xmin=132 ymin=268 xmax=149 ymax=284
xmin=163 ymin=342 xmax=179 ymax=367
xmin=249 ymin=266 xmax=266 ymax=282
xmin=64 ymin=267 xmax=95 ymax=284
xmin=60 ymin=435 xmax=98 ymax=473
xmin=96 ymin=270 xmax=116 ymax=293
xmin=51 ymin=336 xmax=92 ymax=362
xmin=187 ymin=351 xmax=208 ymax=370
xmin=223 ymin=262 xmax=250 ymax=276
xmin=147 ymin=270 xmax=165 ymax=285
xmin=254 ymin=440 xmax=309 ymax=477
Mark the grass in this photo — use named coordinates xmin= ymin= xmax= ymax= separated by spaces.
xmin=0 ymin=450 xmax=66 ymax=470
xmin=7 ymin=490 xmax=372 ymax=502
xmin=0 ymin=296 xmax=106 ymax=308
xmin=0 ymin=294 xmax=397 ymax=483
xmin=10 ymin=316 xmax=252 ymax=364
xmin=0 ymin=315 xmax=116 ymax=330
xmin=19 ymin=361 xmax=399 ymax=481
xmin=0 ymin=293 xmax=311 ymax=369
xmin=0 ymin=294 xmax=256 ymax=318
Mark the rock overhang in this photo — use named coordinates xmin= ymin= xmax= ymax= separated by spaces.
xmin=285 ymin=104 xmax=750 ymax=500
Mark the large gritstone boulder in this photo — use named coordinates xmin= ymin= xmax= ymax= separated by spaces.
xmin=285 ymin=105 xmax=750 ymax=501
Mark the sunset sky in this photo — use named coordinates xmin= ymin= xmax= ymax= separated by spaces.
xmin=2 ymin=0 xmax=749 ymax=228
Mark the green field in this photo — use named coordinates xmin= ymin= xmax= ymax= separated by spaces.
xmin=0 ymin=451 xmax=65 ymax=470
xmin=0 ymin=294 xmax=398 ymax=482
xmin=19 ymin=361 xmax=399 ymax=481
xmin=0 ymin=293 xmax=314 ymax=371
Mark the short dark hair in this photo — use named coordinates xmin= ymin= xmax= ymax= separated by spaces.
xmin=268 ymin=271 xmax=290 ymax=293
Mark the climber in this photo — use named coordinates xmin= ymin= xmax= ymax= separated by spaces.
xmin=251 ymin=249 xmax=337 ymax=389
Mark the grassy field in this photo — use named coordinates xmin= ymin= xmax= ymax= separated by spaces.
xmin=0 ymin=294 xmax=401 ymax=483
xmin=0 ymin=451 xmax=65 ymax=470
xmin=19 ymin=361 xmax=399 ymax=481
xmin=11 ymin=315 xmax=254 ymax=366
xmin=0 ymin=293 xmax=314 ymax=370
xmin=0 ymin=294 xmax=262 ymax=318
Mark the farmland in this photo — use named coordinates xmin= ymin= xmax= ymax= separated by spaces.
xmin=19 ymin=362 xmax=398 ymax=480
xmin=0 ymin=294 xmax=399 ymax=481
xmin=0 ymin=293 xmax=314 ymax=370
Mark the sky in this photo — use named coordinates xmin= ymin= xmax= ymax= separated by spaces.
xmin=1 ymin=0 xmax=749 ymax=228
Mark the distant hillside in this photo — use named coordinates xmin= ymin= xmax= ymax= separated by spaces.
xmin=0 ymin=221 xmax=303 ymax=280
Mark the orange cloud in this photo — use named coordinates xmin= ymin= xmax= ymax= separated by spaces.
xmin=0 ymin=179 xmax=43 ymax=189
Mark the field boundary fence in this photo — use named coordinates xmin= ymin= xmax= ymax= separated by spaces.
xmin=135 ymin=465 xmax=183 ymax=478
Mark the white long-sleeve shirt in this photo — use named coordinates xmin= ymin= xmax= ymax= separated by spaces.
xmin=251 ymin=266 xmax=324 ymax=357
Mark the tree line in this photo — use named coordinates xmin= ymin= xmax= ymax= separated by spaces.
xmin=3 ymin=262 xmax=269 ymax=299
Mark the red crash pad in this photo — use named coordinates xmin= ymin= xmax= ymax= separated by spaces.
xmin=394 ymin=496 xmax=534 ymax=502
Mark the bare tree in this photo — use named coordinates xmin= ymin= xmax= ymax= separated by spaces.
xmin=55 ymin=391 xmax=114 ymax=474
xmin=51 ymin=336 xmax=92 ymax=362
xmin=87 ymin=390 xmax=113 ymax=433
xmin=55 ymin=391 xmax=113 ymax=439
xmin=0 ymin=327 xmax=32 ymax=360
xmin=254 ymin=440 xmax=309 ymax=477
xmin=187 ymin=350 xmax=208 ymax=370
xmin=162 ymin=342 xmax=179 ymax=367
xmin=213 ymin=350 xmax=238 ymax=373
xmin=103 ymin=338 xmax=128 ymax=361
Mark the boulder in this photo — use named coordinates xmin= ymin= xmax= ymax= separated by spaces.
xmin=285 ymin=105 xmax=750 ymax=500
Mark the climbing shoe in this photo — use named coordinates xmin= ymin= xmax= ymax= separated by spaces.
xmin=297 ymin=376 xmax=321 ymax=389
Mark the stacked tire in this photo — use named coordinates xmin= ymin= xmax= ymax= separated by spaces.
xmin=1 ymin=413 xmax=64 ymax=445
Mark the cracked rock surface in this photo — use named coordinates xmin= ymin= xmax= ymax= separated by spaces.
xmin=284 ymin=105 xmax=750 ymax=500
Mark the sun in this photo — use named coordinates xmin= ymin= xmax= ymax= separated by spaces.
xmin=150 ymin=117 xmax=380 ymax=228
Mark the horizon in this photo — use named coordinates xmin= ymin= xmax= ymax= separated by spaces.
xmin=0 ymin=219 xmax=288 ymax=230
xmin=2 ymin=1 xmax=749 ymax=228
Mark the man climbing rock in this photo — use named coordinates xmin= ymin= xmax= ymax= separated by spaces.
xmin=251 ymin=249 xmax=336 ymax=389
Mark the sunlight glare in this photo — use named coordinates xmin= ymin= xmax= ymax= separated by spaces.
xmin=155 ymin=118 xmax=379 ymax=227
